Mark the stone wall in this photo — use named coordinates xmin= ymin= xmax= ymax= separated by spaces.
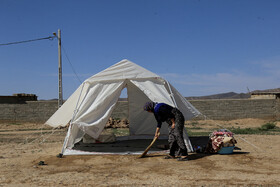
xmin=189 ymin=99 xmax=279 ymax=120
xmin=0 ymin=101 xmax=58 ymax=123
xmin=0 ymin=99 xmax=279 ymax=123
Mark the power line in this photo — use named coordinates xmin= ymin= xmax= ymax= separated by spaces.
xmin=0 ymin=36 xmax=55 ymax=46
xmin=61 ymin=44 xmax=83 ymax=84
xmin=0 ymin=32 xmax=83 ymax=87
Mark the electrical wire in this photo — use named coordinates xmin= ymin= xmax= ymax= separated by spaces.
xmin=0 ymin=34 xmax=82 ymax=84
xmin=61 ymin=44 xmax=83 ymax=83
xmin=0 ymin=36 xmax=55 ymax=46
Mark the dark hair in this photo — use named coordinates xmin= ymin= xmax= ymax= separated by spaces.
xmin=143 ymin=102 xmax=155 ymax=112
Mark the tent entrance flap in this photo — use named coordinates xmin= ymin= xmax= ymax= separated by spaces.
xmin=62 ymin=81 xmax=126 ymax=152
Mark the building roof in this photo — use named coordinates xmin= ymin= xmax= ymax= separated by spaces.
xmin=250 ymin=88 xmax=280 ymax=95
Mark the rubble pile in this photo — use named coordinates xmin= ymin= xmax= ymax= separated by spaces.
xmin=105 ymin=117 xmax=129 ymax=128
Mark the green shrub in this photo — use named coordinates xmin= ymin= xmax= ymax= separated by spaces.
xmin=230 ymin=127 xmax=260 ymax=134
xmin=228 ymin=122 xmax=279 ymax=135
xmin=187 ymin=130 xmax=211 ymax=136
xmin=259 ymin=123 xmax=276 ymax=131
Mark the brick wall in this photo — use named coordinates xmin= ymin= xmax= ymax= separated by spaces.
xmin=0 ymin=99 xmax=279 ymax=123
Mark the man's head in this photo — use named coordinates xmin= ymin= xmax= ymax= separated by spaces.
xmin=143 ymin=102 xmax=155 ymax=113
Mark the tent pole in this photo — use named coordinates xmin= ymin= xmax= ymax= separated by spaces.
xmin=166 ymin=80 xmax=194 ymax=152
xmin=166 ymin=80 xmax=178 ymax=108
xmin=60 ymin=83 xmax=85 ymax=156
xmin=60 ymin=122 xmax=72 ymax=155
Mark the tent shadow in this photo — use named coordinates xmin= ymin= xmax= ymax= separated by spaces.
xmin=140 ymin=154 xmax=167 ymax=158
xmin=187 ymin=153 xmax=212 ymax=160
xmin=189 ymin=136 xmax=209 ymax=147
xmin=138 ymin=136 xmax=211 ymax=159
xmin=187 ymin=151 xmax=250 ymax=160
xmin=72 ymin=136 xmax=247 ymax=158
xmin=229 ymin=151 xmax=250 ymax=155
xmin=73 ymin=139 xmax=170 ymax=154
xmin=144 ymin=151 xmax=250 ymax=160
xmin=142 ymin=152 xmax=212 ymax=160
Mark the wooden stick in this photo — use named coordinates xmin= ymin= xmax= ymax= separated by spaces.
xmin=139 ymin=133 xmax=160 ymax=158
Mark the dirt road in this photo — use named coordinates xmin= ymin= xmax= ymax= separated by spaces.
xmin=0 ymin=121 xmax=280 ymax=186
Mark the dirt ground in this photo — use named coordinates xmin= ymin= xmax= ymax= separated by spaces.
xmin=0 ymin=119 xmax=280 ymax=186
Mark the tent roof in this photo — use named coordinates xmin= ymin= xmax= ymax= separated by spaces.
xmin=85 ymin=59 xmax=162 ymax=83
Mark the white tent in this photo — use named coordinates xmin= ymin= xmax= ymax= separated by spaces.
xmin=46 ymin=59 xmax=201 ymax=155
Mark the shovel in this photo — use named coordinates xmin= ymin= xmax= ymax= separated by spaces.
xmin=139 ymin=132 xmax=160 ymax=158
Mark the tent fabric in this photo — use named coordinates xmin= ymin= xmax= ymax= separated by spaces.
xmin=45 ymin=83 xmax=87 ymax=128
xmin=45 ymin=59 xmax=201 ymax=154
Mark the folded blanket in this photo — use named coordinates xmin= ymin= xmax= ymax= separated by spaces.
xmin=205 ymin=129 xmax=237 ymax=153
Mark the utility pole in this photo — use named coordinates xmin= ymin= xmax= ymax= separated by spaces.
xmin=58 ymin=29 xmax=63 ymax=108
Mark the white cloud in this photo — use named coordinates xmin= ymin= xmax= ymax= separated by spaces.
xmin=161 ymin=65 xmax=279 ymax=96
xmin=251 ymin=56 xmax=280 ymax=77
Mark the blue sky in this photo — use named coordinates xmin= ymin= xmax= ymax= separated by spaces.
xmin=0 ymin=0 xmax=279 ymax=100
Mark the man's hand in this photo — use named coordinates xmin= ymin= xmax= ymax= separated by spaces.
xmin=171 ymin=118 xmax=175 ymax=129
xmin=154 ymin=132 xmax=160 ymax=138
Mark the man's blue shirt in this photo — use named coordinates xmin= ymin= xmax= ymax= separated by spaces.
xmin=154 ymin=103 xmax=174 ymax=128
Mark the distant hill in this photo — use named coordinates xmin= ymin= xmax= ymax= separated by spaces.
xmin=186 ymin=92 xmax=250 ymax=100
xmin=186 ymin=88 xmax=280 ymax=100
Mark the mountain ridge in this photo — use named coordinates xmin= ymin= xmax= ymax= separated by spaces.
xmin=186 ymin=88 xmax=280 ymax=100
